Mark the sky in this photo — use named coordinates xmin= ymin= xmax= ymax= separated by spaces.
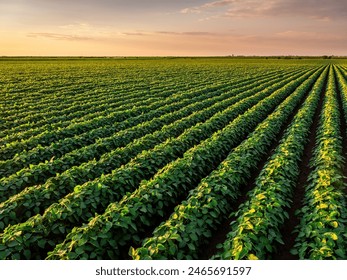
xmin=0 ymin=0 xmax=346 ymax=56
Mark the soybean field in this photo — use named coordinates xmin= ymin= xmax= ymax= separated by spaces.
xmin=0 ymin=57 xmax=347 ymax=260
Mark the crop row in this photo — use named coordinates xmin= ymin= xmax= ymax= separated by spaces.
xmin=212 ymin=67 xmax=328 ymax=260
xmin=0 ymin=78 xmax=207 ymax=141
xmin=0 ymin=61 xmax=274 ymax=122
xmin=0 ymin=82 xmax=207 ymax=159
xmin=0 ymin=81 xmax=231 ymax=177
xmin=0 ymin=67 xmax=309 ymax=237
xmin=0 ymin=77 xmax=146 ymax=124
xmin=0 ymin=77 xmax=239 ymax=161
xmin=0 ymin=68 xmax=301 ymax=192
xmin=131 ymin=67 xmax=326 ymax=260
xmin=0 ymin=68 xmax=318 ymax=259
xmin=1 ymin=64 xmax=281 ymax=122
xmin=0 ymin=68 xmax=295 ymax=177
xmin=0 ymin=62 xmax=197 ymax=119
xmin=0 ymin=68 xmax=234 ymax=141
xmin=290 ymin=66 xmax=347 ymax=259
xmin=42 ymin=67 xmax=318 ymax=260
xmin=0 ymin=80 xmax=250 ymax=198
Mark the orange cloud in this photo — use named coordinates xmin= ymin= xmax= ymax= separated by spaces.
xmin=27 ymin=32 xmax=92 ymax=41
xmin=181 ymin=0 xmax=347 ymax=20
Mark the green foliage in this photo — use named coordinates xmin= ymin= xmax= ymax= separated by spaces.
xmin=132 ymin=66 xmax=325 ymax=260
xmin=214 ymin=66 xmax=329 ymax=260
xmin=46 ymin=66 xmax=318 ymax=260
xmin=292 ymin=66 xmax=347 ymax=260
xmin=0 ymin=65 xmax=307 ymax=260
xmin=1 ymin=58 xmax=346 ymax=260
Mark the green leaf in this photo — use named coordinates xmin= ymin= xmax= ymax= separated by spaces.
xmin=190 ymin=232 xmax=198 ymax=241
xmin=38 ymin=239 xmax=46 ymax=249
xmin=23 ymin=250 xmax=31 ymax=259
xmin=169 ymin=244 xmax=176 ymax=255
xmin=0 ymin=250 xmax=10 ymax=260
xmin=7 ymin=240 xmax=19 ymax=248
xmin=75 ymin=247 xmax=84 ymax=255
xmin=188 ymin=243 xmax=196 ymax=251
xmin=335 ymin=248 xmax=345 ymax=259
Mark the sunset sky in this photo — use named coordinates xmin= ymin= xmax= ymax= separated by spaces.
xmin=1 ymin=0 xmax=346 ymax=56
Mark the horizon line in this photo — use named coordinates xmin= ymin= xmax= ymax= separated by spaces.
xmin=1 ymin=55 xmax=346 ymax=58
